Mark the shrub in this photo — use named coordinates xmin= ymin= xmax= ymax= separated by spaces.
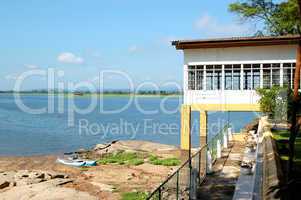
xmin=121 ymin=192 xmax=148 ymax=200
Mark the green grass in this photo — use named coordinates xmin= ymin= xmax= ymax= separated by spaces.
xmin=97 ymin=152 xmax=181 ymax=167
xmin=149 ymin=155 xmax=181 ymax=166
xmin=97 ymin=151 xmax=145 ymax=166
xmin=128 ymin=158 xmax=144 ymax=166
xmin=121 ymin=192 xmax=148 ymax=200
xmin=271 ymin=129 xmax=301 ymax=162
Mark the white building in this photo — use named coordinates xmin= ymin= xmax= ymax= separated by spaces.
xmin=172 ymin=35 xmax=300 ymax=150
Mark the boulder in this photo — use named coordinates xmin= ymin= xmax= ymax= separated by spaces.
xmin=0 ymin=180 xmax=97 ymax=200
xmin=0 ymin=171 xmax=15 ymax=189
xmin=0 ymin=180 xmax=10 ymax=189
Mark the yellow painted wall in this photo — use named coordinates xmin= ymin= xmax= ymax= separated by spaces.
xmin=180 ymin=105 xmax=191 ymax=150
xmin=180 ymin=103 xmax=260 ymax=150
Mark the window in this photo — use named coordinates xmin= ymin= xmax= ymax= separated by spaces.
xmin=272 ymin=63 xmax=280 ymax=86
xmin=263 ymin=64 xmax=271 ymax=89
xmin=283 ymin=63 xmax=291 ymax=88
xmin=188 ymin=66 xmax=195 ymax=90
xmin=213 ymin=65 xmax=222 ymax=90
xmin=224 ymin=64 xmax=241 ymax=90
xmin=233 ymin=65 xmax=241 ymax=90
xmin=188 ymin=62 xmax=294 ymax=91
xmin=243 ymin=64 xmax=252 ymax=90
xmin=206 ymin=65 xmax=214 ymax=90
xmin=196 ymin=65 xmax=204 ymax=90
xmin=252 ymin=64 xmax=260 ymax=89
xmin=283 ymin=63 xmax=297 ymax=89
xmin=225 ymin=65 xmax=232 ymax=90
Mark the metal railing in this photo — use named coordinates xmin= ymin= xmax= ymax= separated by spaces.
xmin=147 ymin=145 xmax=207 ymax=200
xmin=147 ymin=124 xmax=231 ymax=200
xmin=207 ymin=124 xmax=230 ymax=162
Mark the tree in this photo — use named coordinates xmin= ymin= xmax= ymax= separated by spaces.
xmin=230 ymin=0 xmax=301 ymax=186
xmin=229 ymin=0 xmax=301 ymax=35
xmin=288 ymin=0 xmax=301 ymax=181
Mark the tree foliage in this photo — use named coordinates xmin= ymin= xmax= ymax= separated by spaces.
xmin=229 ymin=0 xmax=301 ymax=35
xmin=257 ymin=86 xmax=301 ymax=120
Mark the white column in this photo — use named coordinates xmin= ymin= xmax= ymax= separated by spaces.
xmin=260 ymin=63 xmax=263 ymax=88
xmin=217 ymin=140 xmax=222 ymax=159
xmin=204 ymin=65 xmax=207 ymax=90
xmin=280 ymin=63 xmax=283 ymax=87
xmin=223 ymin=131 xmax=228 ymax=148
xmin=240 ymin=64 xmax=244 ymax=90
xmin=207 ymin=150 xmax=212 ymax=173
xmin=183 ymin=64 xmax=188 ymax=104
xmin=251 ymin=64 xmax=253 ymax=89
xmin=221 ymin=65 xmax=225 ymax=90
xmin=228 ymin=127 xmax=233 ymax=141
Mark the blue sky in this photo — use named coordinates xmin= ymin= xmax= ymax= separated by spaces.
xmin=0 ymin=0 xmax=256 ymax=91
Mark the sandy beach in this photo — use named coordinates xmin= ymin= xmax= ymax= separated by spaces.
xmin=0 ymin=140 xmax=185 ymax=200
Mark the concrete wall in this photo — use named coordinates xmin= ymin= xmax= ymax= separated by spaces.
xmin=185 ymin=90 xmax=259 ymax=105
xmin=183 ymin=45 xmax=297 ymax=64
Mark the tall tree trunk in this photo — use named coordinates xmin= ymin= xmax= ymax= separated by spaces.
xmin=288 ymin=42 xmax=301 ymax=179
xmin=288 ymin=0 xmax=301 ymax=178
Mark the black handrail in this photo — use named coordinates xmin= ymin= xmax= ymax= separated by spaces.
xmin=146 ymin=145 xmax=207 ymax=199
xmin=146 ymin=123 xmax=230 ymax=200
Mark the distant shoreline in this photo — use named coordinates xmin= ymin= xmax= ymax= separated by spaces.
xmin=0 ymin=92 xmax=182 ymax=98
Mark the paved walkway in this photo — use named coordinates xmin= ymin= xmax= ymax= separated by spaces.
xmin=197 ymin=134 xmax=246 ymax=200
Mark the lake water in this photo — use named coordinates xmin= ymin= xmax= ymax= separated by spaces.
xmin=0 ymin=95 xmax=259 ymax=156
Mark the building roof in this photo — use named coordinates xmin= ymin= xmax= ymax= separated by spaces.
xmin=172 ymin=35 xmax=301 ymax=49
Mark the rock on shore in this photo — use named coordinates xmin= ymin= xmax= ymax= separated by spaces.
xmin=0 ymin=170 xmax=96 ymax=200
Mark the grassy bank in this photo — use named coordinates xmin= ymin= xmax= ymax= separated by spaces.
xmin=97 ymin=151 xmax=181 ymax=167
xmin=271 ymin=129 xmax=301 ymax=168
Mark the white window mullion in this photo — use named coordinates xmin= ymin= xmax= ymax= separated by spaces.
xmin=184 ymin=65 xmax=188 ymax=91
xmin=204 ymin=65 xmax=207 ymax=91
xmin=241 ymin=64 xmax=244 ymax=90
xmin=231 ymin=66 xmax=234 ymax=90
xmin=260 ymin=63 xmax=263 ymax=89
xmin=221 ymin=65 xmax=225 ymax=90
xmin=194 ymin=67 xmax=197 ymax=90
xmin=290 ymin=63 xmax=294 ymax=89
xmin=251 ymin=64 xmax=253 ymax=90
xmin=270 ymin=66 xmax=273 ymax=88
xmin=211 ymin=65 xmax=216 ymax=90
xmin=280 ymin=63 xmax=283 ymax=87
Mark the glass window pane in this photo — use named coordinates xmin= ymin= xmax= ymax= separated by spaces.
xmin=196 ymin=71 xmax=203 ymax=90
xmin=206 ymin=71 xmax=213 ymax=90
xmin=263 ymin=64 xmax=271 ymax=89
xmin=188 ymin=69 xmax=195 ymax=90
xmin=253 ymin=70 xmax=260 ymax=89
xmin=243 ymin=64 xmax=252 ymax=90
xmin=214 ymin=70 xmax=222 ymax=90
xmin=225 ymin=69 xmax=232 ymax=90
xmin=206 ymin=66 xmax=213 ymax=90
xmin=272 ymin=63 xmax=280 ymax=86
xmin=252 ymin=64 xmax=260 ymax=89
xmin=244 ymin=70 xmax=252 ymax=90
xmin=233 ymin=70 xmax=240 ymax=90
xmin=283 ymin=67 xmax=291 ymax=88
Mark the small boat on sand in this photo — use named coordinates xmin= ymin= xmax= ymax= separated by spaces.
xmin=56 ymin=158 xmax=97 ymax=167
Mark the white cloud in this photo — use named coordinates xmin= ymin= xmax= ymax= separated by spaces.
xmin=194 ymin=14 xmax=250 ymax=37
xmin=57 ymin=52 xmax=84 ymax=64
xmin=24 ymin=64 xmax=39 ymax=69
xmin=128 ymin=45 xmax=141 ymax=53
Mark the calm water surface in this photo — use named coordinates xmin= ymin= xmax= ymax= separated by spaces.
xmin=0 ymin=95 xmax=259 ymax=156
